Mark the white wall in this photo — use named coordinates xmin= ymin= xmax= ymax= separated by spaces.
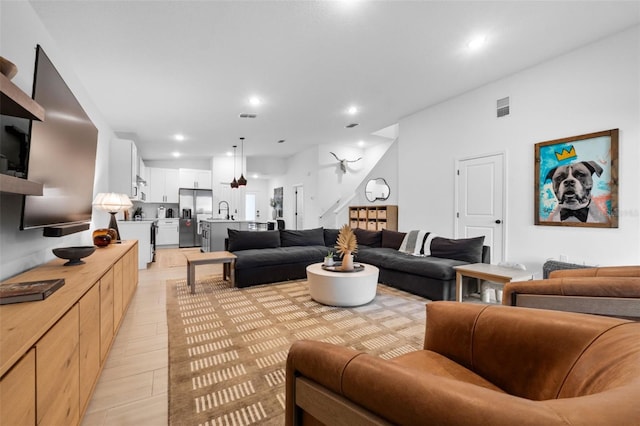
xmin=328 ymin=141 xmax=398 ymax=228
xmin=316 ymin=144 xmax=366 ymax=217
xmin=0 ymin=2 xmax=115 ymax=280
xmin=267 ymin=141 xmax=396 ymax=230
xmin=277 ymin=146 xmax=319 ymax=229
xmin=399 ymin=26 xmax=640 ymax=274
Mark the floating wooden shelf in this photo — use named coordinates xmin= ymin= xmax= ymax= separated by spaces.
xmin=0 ymin=73 xmax=44 ymax=121
xmin=0 ymin=174 xmax=43 ymax=196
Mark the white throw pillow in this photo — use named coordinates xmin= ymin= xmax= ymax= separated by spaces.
xmin=399 ymin=230 xmax=430 ymax=256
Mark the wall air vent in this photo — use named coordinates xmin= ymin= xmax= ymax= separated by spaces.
xmin=497 ymin=97 xmax=510 ymax=117
xmin=239 ymin=113 xmax=257 ymax=118
xmin=345 ymin=123 xmax=359 ymax=128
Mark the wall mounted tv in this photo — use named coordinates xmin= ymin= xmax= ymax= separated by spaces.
xmin=20 ymin=45 xmax=98 ymax=236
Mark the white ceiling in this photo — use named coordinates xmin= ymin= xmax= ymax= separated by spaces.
xmin=29 ymin=1 xmax=640 ymax=164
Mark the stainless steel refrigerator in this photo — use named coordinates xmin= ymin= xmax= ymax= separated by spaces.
xmin=178 ymin=188 xmax=213 ymax=248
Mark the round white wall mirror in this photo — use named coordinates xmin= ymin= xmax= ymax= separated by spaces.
xmin=365 ymin=178 xmax=390 ymax=202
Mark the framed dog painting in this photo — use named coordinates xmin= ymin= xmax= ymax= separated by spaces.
xmin=535 ymin=129 xmax=618 ymax=228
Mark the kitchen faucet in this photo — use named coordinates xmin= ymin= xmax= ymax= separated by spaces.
xmin=218 ymin=201 xmax=230 ymax=220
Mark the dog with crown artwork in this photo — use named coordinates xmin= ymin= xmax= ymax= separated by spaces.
xmin=535 ymin=129 xmax=618 ymax=228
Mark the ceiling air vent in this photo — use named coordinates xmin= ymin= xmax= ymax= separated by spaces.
xmin=497 ymin=97 xmax=510 ymax=118
xmin=345 ymin=123 xmax=359 ymax=128
xmin=239 ymin=113 xmax=257 ymax=119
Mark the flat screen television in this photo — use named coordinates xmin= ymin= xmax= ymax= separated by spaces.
xmin=20 ymin=45 xmax=98 ymax=234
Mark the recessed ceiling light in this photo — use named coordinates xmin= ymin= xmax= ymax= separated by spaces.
xmin=226 ymin=151 xmax=233 ymax=156
xmin=172 ymin=151 xmax=180 ymax=157
xmin=468 ymin=35 xmax=487 ymax=51
xmin=347 ymin=106 xmax=358 ymax=115
xmin=249 ymin=96 xmax=261 ymax=106
xmin=277 ymin=139 xmax=285 ymax=144
xmin=252 ymin=174 xmax=259 ymax=179
xmin=174 ymin=134 xmax=185 ymax=141
xmin=358 ymin=140 xmax=365 ymax=147
xmin=345 ymin=123 xmax=359 ymax=128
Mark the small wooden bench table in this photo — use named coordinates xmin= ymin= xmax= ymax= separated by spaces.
xmin=453 ymin=263 xmax=533 ymax=303
xmin=185 ymin=251 xmax=237 ymax=294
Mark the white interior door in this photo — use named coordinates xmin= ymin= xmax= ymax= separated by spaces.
xmin=294 ymin=185 xmax=304 ymax=230
xmin=245 ymin=193 xmax=256 ymax=221
xmin=456 ymin=153 xmax=505 ymax=263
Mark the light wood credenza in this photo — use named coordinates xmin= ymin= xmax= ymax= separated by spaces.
xmin=0 ymin=241 xmax=139 ymax=425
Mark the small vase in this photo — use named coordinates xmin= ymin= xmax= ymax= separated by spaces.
xmin=324 ymin=257 xmax=334 ymax=267
xmin=92 ymin=229 xmax=112 ymax=247
xmin=341 ymin=252 xmax=354 ymax=271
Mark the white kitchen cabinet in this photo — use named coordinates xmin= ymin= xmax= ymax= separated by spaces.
xmin=138 ymin=158 xmax=148 ymax=201
xmin=117 ymin=221 xmax=153 ymax=269
xmin=148 ymin=167 xmax=179 ymax=203
xmin=139 ymin=157 xmax=147 ymax=183
xmin=156 ymin=219 xmax=179 ymax=246
xmin=179 ymin=168 xmax=212 ymax=189
xmin=109 ymin=138 xmax=141 ymax=200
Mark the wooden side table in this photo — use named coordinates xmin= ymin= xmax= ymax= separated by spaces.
xmin=453 ymin=263 xmax=533 ymax=303
xmin=185 ymin=251 xmax=237 ymax=294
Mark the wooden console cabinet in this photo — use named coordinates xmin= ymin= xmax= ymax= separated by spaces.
xmin=349 ymin=205 xmax=398 ymax=231
xmin=0 ymin=241 xmax=138 ymax=425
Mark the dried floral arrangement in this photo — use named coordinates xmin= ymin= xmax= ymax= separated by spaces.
xmin=335 ymin=224 xmax=358 ymax=257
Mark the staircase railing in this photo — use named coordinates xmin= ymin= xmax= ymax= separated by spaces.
xmin=319 ymin=193 xmax=356 ymax=228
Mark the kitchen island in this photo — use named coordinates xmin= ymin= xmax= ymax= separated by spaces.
xmin=200 ymin=219 xmax=272 ymax=252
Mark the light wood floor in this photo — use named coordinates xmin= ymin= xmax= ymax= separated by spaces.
xmin=81 ymin=247 xmax=220 ymax=425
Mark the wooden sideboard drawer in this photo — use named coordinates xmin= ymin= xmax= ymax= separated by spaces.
xmin=0 ymin=349 xmax=35 ymax=426
xmin=36 ymin=305 xmax=80 ymax=425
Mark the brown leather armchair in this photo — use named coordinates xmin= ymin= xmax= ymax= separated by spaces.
xmin=286 ymin=301 xmax=640 ymax=425
xmin=503 ymin=265 xmax=640 ymax=319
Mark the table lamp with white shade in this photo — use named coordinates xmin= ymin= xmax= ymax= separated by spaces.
xmin=92 ymin=193 xmax=133 ymax=241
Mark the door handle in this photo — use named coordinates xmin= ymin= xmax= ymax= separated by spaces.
xmin=495 ymin=220 xmax=502 ymax=224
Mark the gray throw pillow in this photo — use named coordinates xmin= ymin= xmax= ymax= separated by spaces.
xmin=324 ymin=228 xmax=340 ymax=247
xmin=381 ymin=229 xmax=407 ymax=250
xmin=353 ymin=228 xmax=382 ymax=248
xmin=280 ymin=228 xmax=325 ymax=247
xmin=430 ymin=236 xmax=485 ymax=263
xmin=228 ymin=229 xmax=281 ymax=251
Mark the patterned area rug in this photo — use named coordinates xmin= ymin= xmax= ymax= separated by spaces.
xmin=167 ymin=276 xmax=430 ymax=426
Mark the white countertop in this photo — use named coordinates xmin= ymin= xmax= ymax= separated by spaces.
xmin=119 ymin=219 xmax=155 ymax=224
xmin=202 ymin=219 xmax=271 ymax=223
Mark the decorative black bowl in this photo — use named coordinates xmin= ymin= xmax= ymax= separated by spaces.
xmin=53 ymin=246 xmax=97 ymax=266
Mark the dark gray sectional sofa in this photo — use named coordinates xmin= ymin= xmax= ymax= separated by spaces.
xmin=226 ymin=227 xmax=490 ymax=301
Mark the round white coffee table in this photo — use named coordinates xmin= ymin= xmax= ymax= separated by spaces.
xmin=306 ymin=263 xmax=379 ymax=307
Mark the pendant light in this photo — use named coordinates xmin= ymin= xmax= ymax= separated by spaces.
xmin=230 ymin=145 xmax=239 ymax=189
xmin=238 ymin=137 xmax=247 ymax=186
